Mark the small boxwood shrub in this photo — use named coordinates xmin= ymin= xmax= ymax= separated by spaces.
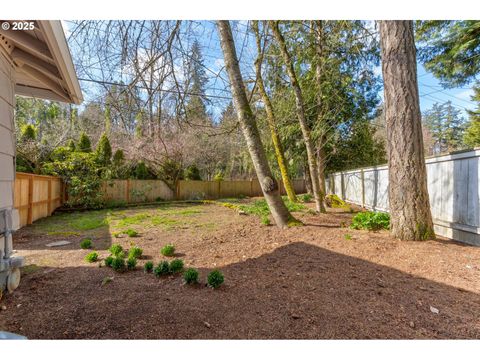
xmin=207 ymin=270 xmax=224 ymax=289
xmin=85 ymin=251 xmax=99 ymax=263
xmin=124 ymin=229 xmax=138 ymax=237
xmin=104 ymin=255 xmax=114 ymax=267
xmin=109 ymin=244 xmax=124 ymax=256
xmin=154 ymin=261 xmax=170 ymax=277
xmin=128 ymin=246 xmax=143 ymax=259
xmin=111 ymin=257 xmax=126 ymax=272
xmin=169 ymin=259 xmax=184 ymax=273
xmin=183 ymin=268 xmax=199 ymax=284
xmin=261 ymin=215 xmax=271 ymax=226
xmin=127 ymin=256 xmax=137 ymax=270
xmin=350 ymin=211 xmax=390 ymax=231
xmin=80 ymin=238 xmax=93 ymax=249
xmin=161 ymin=244 xmax=175 ymax=257
xmin=144 ymin=261 xmax=154 ymax=273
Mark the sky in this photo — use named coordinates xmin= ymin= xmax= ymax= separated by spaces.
xmin=63 ymin=20 xmax=477 ymax=122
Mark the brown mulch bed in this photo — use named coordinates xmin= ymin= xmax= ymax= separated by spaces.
xmin=1 ymin=202 xmax=479 ymax=339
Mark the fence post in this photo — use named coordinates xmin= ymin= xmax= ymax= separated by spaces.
xmin=126 ymin=179 xmax=130 ymax=204
xmin=217 ymin=180 xmax=221 ymax=199
xmin=361 ymin=169 xmax=365 ymax=208
xmin=27 ymin=174 xmax=33 ymax=225
xmin=47 ymin=178 xmax=52 ymax=215
xmin=340 ymin=172 xmax=345 ymax=200
xmin=250 ymin=179 xmax=253 ymax=197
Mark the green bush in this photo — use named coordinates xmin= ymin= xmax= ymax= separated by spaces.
xmin=128 ymin=246 xmax=143 ymax=259
xmin=184 ymin=164 xmax=202 ymax=180
xmin=127 ymin=256 xmax=137 ymax=270
xmin=207 ymin=270 xmax=224 ymax=289
xmin=183 ymin=268 xmax=199 ymax=284
xmin=104 ymin=256 xmax=114 ymax=267
xmin=80 ymin=238 xmax=93 ymax=249
xmin=124 ymin=229 xmax=138 ymax=237
xmin=350 ymin=211 xmax=390 ymax=231
xmin=77 ymin=132 xmax=92 ymax=153
xmin=95 ymin=132 xmax=112 ymax=165
xmin=169 ymin=259 xmax=184 ymax=273
xmin=299 ymin=193 xmax=313 ymax=202
xmin=154 ymin=261 xmax=171 ymax=277
xmin=144 ymin=261 xmax=154 ymax=273
xmin=161 ymin=244 xmax=175 ymax=257
xmin=261 ymin=215 xmax=271 ymax=226
xmin=85 ymin=251 xmax=99 ymax=263
xmin=111 ymin=257 xmax=126 ymax=272
xmin=109 ymin=244 xmax=124 ymax=256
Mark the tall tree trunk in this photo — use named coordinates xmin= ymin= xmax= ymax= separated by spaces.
xmin=252 ymin=21 xmax=297 ymax=203
xmin=270 ymin=21 xmax=326 ymax=213
xmin=216 ymin=20 xmax=296 ymax=228
xmin=313 ymin=20 xmax=327 ymax=197
xmin=379 ymin=20 xmax=435 ymax=241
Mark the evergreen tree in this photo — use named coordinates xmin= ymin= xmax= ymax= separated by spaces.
xmin=77 ymin=132 xmax=92 ymax=153
xmin=416 ymin=21 xmax=480 ymax=87
xmin=185 ymin=40 xmax=208 ymax=119
xmin=96 ymin=132 xmax=112 ymax=165
xmin=113 ymin=149 xmax=125 ymax=164
xmin=423 ymin=101 xmax=466 ymax=154
xmin=67 ymin=139 xmax=76 ymax=151
xmin=21 ymin=124 xmax=36 ymax=141
xmin=135 ymin=161 xmax=150 ymax=179
xmin=464 ymin=86 xmax=480 ymax=148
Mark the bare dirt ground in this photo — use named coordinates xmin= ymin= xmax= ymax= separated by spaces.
xmin=1 ymin=200 xmax=479 ymax=339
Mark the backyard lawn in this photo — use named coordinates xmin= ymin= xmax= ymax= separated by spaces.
xmin=1 ymin=198 xmax=479 ymax=339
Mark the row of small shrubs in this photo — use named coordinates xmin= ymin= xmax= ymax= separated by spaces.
xmin=102 ymin=244 xmax=143 ymax=271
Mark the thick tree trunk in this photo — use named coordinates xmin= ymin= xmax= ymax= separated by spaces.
xmin=252 ymin=21 xmax=297 ymax=203
xmin=217 ymin=21 xmax=296 ymax=228
xmin=270 ymin=21 xmax=326 ymax=213
xmin=379 ymin=20 xmax=435 ymax=241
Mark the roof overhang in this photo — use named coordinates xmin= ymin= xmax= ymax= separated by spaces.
xmin=0 ymin=20 xmax=83 ymax=105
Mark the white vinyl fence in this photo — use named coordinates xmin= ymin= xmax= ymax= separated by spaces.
xmin=326 ymin=149 xmax=480 ymax=246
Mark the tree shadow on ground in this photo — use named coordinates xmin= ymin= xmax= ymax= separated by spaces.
xmin=1 ymin=242 xmax=479 ymax=339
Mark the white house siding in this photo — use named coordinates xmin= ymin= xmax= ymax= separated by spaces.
xmin=326 ymin=150 xmax=480 ymax=246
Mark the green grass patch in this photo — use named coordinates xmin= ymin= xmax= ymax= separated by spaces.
xmin=117 ymin=212 xmax=151 ymax=227
xmin=237 ymin=196 xmax=306 ymax=218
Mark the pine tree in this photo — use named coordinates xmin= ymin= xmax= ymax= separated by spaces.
xmin=77 ymin=132 xmax=92 ymax=153
xmin=67 ymin=139 xmax=76 ymax=151
xmin=423 ymin=101 xmax=466 ymax=154
xmin=113 ymin=149 xmax=125 ymax=164
xmin=135 ymin=161 xmax=149 ymax=179
xmin=416 ymin=21 xmax=480 ymax=87
xmin=185 ymin=40 xmax=208 ymax=119
xmin=464 ymin=86 xmax=480 ymax=148
xmin=96 ymin=132 xmax=112 ymax=165
xmin=184 ymin=164 xmax=202 ymax=180
xmin=21 ymin=124 xmax=36 ymax=141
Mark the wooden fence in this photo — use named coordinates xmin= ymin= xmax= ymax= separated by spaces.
xmin=325 ymin=148 xmax=480 ymax=246
xmin=14 ymin=172 xmax=63 ymax=227
xmin=13 ymin=173 xmax=307 ymax=227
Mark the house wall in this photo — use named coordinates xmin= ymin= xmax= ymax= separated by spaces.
xmin=0 ymin=48 xmax=17 ymax=262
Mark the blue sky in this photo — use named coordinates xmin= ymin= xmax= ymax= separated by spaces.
xmin=64 ymin=20 xmax=477 ymax=121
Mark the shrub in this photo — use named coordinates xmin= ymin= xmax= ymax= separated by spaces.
xmin=127 ymin=256 xmax=137 ymax=270
xmin=111 ymin=257 xmax=126 ymax=272
xmin=77 ymin=132 xmax=92 ymax=153
xmin=95 ymin=132 xmax=112 ymax=165
xmin=124 ymin=229 xmax=138 ymax=237
xmin=299 ymin=193 xmax=313 ymax=202
xmin=109 ymin=244 xmax=124 ymax=256
xmin=144 ymin=261 xmax=154 ymax=273
xmin=213 ymin=171 xmax=224 ymax=181
xmin=154 ymin=261 xmax=171 ymax=277
xmin=85 ymin=251 xmax=99 ymax=263
xmin=135 ymin=161 xmax=150 ymax=180
xmin=184 ymin=164 xmax=202 ymax=180
xmin=161 ymin=244 xmax=175 ymax=257
xmin=207 ymin=270 xmax=224 ymax=289
xmin=350 ymin=211 xmax=390 ymax=231
xmin=261 ymin=215 xmax=271 ymax=226
xmin=169 ymin=259 xmax=184 ymax=273
xmin=80 ymin=238 xmax=93 ymax=249
xmin=128 ymin=246 xmax=143 ymax=259
xmin=104 ymin=255 xmax=114 ymax=267
xmin=325 ymin=194 xmax=347 ymax=208
xmin=183 ymin=268 xmax=199 ymax=284
xmin=21 ymin=124 xmax=36 ymax=141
